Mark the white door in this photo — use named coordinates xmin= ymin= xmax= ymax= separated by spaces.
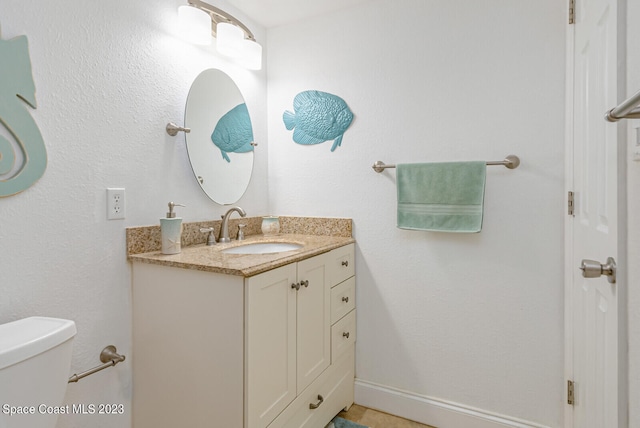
xmin=568 ymin=0 xmax=622 ymax=426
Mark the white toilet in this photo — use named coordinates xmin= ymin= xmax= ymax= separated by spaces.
xmin=0 ymin=316 xmax=76 ymax=428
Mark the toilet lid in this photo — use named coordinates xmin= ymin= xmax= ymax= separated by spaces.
xmin=0 ymin=317 xmax=76 ymax=370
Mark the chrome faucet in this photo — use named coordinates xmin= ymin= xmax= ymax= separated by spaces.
xmin=218 ymin=206 xmax=247 ymax=243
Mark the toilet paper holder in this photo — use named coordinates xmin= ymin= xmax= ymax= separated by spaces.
xmin=68 ymin=345 xmax=126 ymax=383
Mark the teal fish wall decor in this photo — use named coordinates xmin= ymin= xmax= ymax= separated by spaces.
xmin=211 ymin=103 xmax=254 ymax=163
xmin=283 ymin=90 xmax=353 ymax=152
xmin=0 ymin=25 xmax=46 ymax=197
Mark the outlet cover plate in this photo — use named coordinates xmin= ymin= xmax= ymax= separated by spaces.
xmin=107 ymin=188 xmax=125 ymax=220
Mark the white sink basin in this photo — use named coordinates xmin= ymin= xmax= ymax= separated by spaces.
xmin=221 ymin=242 xmax=303 ymax=255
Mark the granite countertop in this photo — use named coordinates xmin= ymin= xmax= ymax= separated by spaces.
xmin=128 ymin=233 xmax=355 ymax=277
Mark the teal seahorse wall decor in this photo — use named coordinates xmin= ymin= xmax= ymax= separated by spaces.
xmin=0 ymin=25 xmax=46 ymax=197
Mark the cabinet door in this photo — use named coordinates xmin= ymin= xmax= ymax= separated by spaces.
xmin=246 ymin=263 xmax=297 ymax=428
xmin=296 ymin=253 xmax=330 ymax=393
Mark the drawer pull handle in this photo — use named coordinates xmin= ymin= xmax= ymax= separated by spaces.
xmin=341 ymin=260 xmax=349 ymax=267
xmin=291 ymin=282 xmax=300 ymax=291
xmin=342 ymin=296 xmax=349 ymax=303
xmin=343 ymin=332 xmax=350 ymax=339
xmin=309 ymin=394 xmax=324 ymax=409
xmin=300 ymin=280 xmax=309 ymax=288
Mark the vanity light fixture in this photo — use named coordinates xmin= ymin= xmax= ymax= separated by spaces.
xmin=178 ymin=0 xmax=263 ymax=70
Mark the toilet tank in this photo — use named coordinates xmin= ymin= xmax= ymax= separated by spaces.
xmin=0 ymin=317 xmax=76 ymax=428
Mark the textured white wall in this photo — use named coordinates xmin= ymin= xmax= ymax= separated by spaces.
xmin=0 ymin=1 xmax=267 ymax=427
xmin=267 ymin=0 xmax=566 ymax=426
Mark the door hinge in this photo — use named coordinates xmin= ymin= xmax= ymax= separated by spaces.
xmin=569 ymin=0 xmax=576 ymax=24
xmin=568 ymin=191 xmax=574 ymax=216
xmin=567 ymin=380 xmax=575 ymax=405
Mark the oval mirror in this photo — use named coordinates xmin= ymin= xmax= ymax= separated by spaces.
xmin=185 ymin=69 xmax=254 ymax=205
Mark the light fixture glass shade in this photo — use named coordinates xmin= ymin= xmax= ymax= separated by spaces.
xmin=178 ymin=5 xmax=212 ymax=45
xmin=216 ymin=22 xmax=244 ymax=57
xmin=239 ymin=39 xmax=263 ymax=70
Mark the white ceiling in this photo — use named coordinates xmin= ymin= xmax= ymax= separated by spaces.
xmin=228 ymin=0 xmax=373 ymax=28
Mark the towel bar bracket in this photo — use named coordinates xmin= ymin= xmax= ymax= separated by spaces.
xmin=487 ymin=155 xmax=520 ymax=169
xmin=372 ymin=161 xmax=388 ymax=173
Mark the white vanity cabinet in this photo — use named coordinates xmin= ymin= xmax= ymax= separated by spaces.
xmin=132 ymin=243 xmax=355 ymax=428
xmin=267 ymin=244 xmax=355 ymax=428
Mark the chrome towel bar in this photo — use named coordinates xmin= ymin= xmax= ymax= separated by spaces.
xmin=372 ymin=154 xmax=520 ymax=173
xmin=605 ymin=88 xmax=640 ymax=122
xmin=68 ymin=345 xmax=125 ymax=383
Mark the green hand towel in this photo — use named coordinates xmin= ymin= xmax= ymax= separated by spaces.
xmin=396 ymin=161 xmax=486 ymax=233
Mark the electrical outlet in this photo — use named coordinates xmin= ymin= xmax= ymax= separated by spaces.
xmin=107 ymin=188 xmax=126 ymax=220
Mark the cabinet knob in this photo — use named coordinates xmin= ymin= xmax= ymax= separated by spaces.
xmin=300 ymin=280 xmax=309 ymax=288
xmin=309 ymin=394 xmax=324 ymax=410
xmin=341 ymin=260 xmax=349 ymax=267
xmin=343 ymin=332 xmax=350 ymax=339
xmin=291 ymin=282 xmax=300 ymax=291
xmin=342 ymin=296 xmax=349 ymax=303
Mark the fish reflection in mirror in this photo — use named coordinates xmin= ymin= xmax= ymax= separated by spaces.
xmin=211 ymin=103 xmax=254 ymax=163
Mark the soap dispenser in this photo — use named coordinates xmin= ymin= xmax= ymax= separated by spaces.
xmin=161 ymin=202 xmax=185 ymax=255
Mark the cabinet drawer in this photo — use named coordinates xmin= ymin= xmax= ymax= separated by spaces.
xmin=327 ymin=244 xmax=355 ymax=286
xmin=267 ymin=349 xmax=354 ymax=428
xmin=331 ymin=277 xmax=355 ymax=324
xmin=331 ymin=310 xmax=356 ymax=363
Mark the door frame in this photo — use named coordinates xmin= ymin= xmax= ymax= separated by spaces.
xmin=563 ymin=1 xmax=629 ymax=426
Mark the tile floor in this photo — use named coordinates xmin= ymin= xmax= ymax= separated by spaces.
xmin=338 ymin=404 xmax=436 ymax=428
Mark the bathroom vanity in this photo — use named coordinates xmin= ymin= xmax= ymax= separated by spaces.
xmin=129 ymin=227 xmax=355 ymax=428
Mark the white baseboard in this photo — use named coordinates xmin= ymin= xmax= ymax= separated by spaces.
xmin=354 ymin=379 xmax=551 ymax=428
